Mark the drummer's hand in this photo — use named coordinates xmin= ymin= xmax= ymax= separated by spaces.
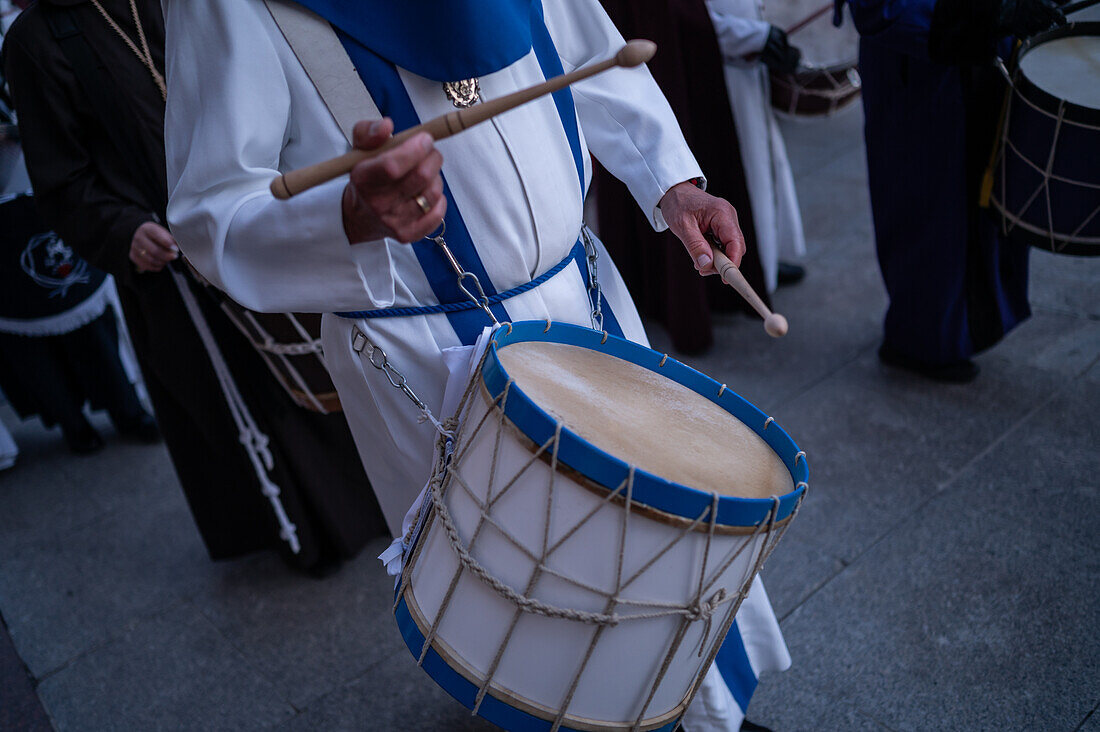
xmin=130 ymin=221 xmax=179 ymax=274
xmin=761 ymin=26 xmax=801 ymax=74
xmin=659 ymin=182 xmax=746 ymax=276
xmin=342 ymin=117 xmax=447 ymax=245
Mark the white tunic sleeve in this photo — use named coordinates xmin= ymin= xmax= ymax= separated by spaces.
xmin=707 ymin=1 xmax=772 ymax=62
xmin=163 ymin=0 xmax=394 ymax=313
xmin=543 ymin=0 xmax=705 ymax=231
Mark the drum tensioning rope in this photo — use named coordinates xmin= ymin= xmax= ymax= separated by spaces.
xmin=400 ymin=354 xmax=804 ymax=731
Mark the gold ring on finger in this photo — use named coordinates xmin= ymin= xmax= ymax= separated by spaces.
xmin=415 ymin=194 xmax=431 ymax=215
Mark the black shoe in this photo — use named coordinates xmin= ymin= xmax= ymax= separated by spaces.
xmin=114 ymin=411 xmax=161 ymax=443
xmin=777 ymin=261 xmax=805 ymax=286
xmin=62 ymin=416 xmax=105 ymax=454
xmin=741 ymin=720 xmax=775 ymax=732
xmin=878 ymin=344 xmax=980 ymax=383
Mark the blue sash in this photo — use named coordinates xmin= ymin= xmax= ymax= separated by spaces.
xmin=332 ymin=1 xmax=621 ymax=343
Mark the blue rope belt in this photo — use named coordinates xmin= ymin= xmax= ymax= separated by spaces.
xmin=335 ymin=240 xmax=583 ymax=320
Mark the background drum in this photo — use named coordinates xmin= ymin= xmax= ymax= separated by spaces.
xmin=763 ymin=1 xmax=862 ymax=117
xmin=216 ymin=298 xmax=343 ymax=413
xmin=991 ymin=21 xmax=1100 ymax=256
xmin=396 ymin=322 xmax=808 ymax=731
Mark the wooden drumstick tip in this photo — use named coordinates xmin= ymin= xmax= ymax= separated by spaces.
xmin=765 ymin=313 xmax=789 ymax=338
xmin=271 ymin=175 xmax=292 ymax=201
xmin=616 ymin=39 xmax=657 ymax=67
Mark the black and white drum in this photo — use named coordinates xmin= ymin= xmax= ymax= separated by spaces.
xmin=763 ymin=1 xmax=861 ymax=117
xmin=991 ymin=22 xmax=1100 ymax=256
xmin=396 ymin=322 xmax=807 ymax=731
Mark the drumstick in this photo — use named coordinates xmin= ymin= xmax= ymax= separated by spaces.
xmin=743 ymin=3 xmax=832 ymax=63
xmin=270 ymin=40 xmax=658 ymax=200
xmin=785 ymin=2 xmax=835 ymax=37
xmin=709 ymin=240 xmax=789 ymax=338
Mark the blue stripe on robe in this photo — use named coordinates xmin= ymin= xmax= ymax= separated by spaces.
xmin=716 ymin=619 xmax=759 ymax=714
xmin=530 ymin=3 xmax=624 ymax=338
xmin=337 ymin=33 xmax=510 ymax=344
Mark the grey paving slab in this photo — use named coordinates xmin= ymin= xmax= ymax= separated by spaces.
xmin=36 ymin=601 xmax=295 ymax=731
xmin=1028 ymin=250 xmax=1100 ymax=319
xmin=0 ymin=409 xmax=181 ymax=553
xmin=0 ymin=447 xmax=103 ymax=555
xmin=777 ymin=104 xmax=865 ymax=180
xmin=940 ymin=374 xmax=1100 ymax=550
xmin=0 ymin=486 xmax=216 ymax=678
xmin=196 ymin=538 xmax=406 ymax=710
xmin=759 ymin=535 xmax=845 ymax=621
xmin=989 ymin=311 xmax=1100 ymax=380
xmin=792 ymin=143 xmax=875 ymax=259
xmin=751 ymin=400 xmax=1100 ymax=732
xmin=762 ymin=346 xmax=1061 ymax=562
xmin=746 ymin=686 xmax=892 ymax=732
xmin=0 ymin=613 xmax=51 ymax=732
xmin=1078 ymin=705 xmax=1100 ymax=732
xmin=281 ymin=649 xmax=496 ymax=732
xmin=648 ymin=242 xmax=886 ymax=412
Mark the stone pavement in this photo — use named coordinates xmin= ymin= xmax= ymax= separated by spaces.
xmin=1 ymin=107 xmax=1097 ymax=732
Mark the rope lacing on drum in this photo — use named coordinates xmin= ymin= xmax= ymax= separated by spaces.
xmin=398 ymin=350 xmax=810 ymax=731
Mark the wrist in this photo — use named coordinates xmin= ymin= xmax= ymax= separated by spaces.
xmin=342 ymin=183 xmax=372 ymax=245
xmin=659 ymin=178 xmax=706 ymax=209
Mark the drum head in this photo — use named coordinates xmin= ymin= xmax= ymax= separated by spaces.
xmin=497 ymin=340 xmax=792 ymax=500
xmin=1018 ymin=29 xmax=1100 ymax=111
xmin=762 ymin=0 xmax=858 ymax=69
xmin=481 ymin=322 xmax=808 ymax=529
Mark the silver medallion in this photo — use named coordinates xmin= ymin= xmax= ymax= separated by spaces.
xmin=442 ymin=78 xmax=481 ymax=108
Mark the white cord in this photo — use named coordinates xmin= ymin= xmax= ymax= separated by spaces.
xmin=169 ymin=269 xmax=300 ymax=554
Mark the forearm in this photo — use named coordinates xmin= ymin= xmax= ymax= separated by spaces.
xmin=706 ymin=3 xmax=771 ymax=60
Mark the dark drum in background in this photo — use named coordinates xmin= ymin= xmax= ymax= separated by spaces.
xmin=991 ymin=22 xmax=1100 ymax=256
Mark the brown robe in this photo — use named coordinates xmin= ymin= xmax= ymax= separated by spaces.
xmin=3 ymin=0 xmax=387 ymax=563
xmin=595 ymin=0 xmax=770 ymax=355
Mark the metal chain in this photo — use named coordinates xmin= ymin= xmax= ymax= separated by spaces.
xmin=581 ymin=225 xmax=604 ymax=331
xmin=351 ymin=327 xmax=430 ymax=413
xmin=350 ymin=225 xmax=602 ymax=425
xmin=430 ymin=223 xmax=501 ymax=326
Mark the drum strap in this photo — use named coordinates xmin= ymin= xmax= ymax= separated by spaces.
xmin=263 ymin=0 xmax=381 ymax=145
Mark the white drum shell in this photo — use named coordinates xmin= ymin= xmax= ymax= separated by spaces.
xmin=405 ymin=387 xmax=768 ymax=726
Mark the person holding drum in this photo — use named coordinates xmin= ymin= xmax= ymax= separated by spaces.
xmin=840 ymin=0 xmax=1065 ymax=382
xmin=163 ymin=0 xmax=793 ymax=727
xmin=707 ymin=0 xmax=810 ymax=292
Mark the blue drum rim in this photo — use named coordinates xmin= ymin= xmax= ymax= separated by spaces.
xmin=481 ymin=321 xmax=809 ymax=528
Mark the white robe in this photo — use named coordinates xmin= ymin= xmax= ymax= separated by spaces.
xmin=163 ymin=1 xmax=789 ymax=726
xmin=707 ymin=0 xmax=806 ymax=293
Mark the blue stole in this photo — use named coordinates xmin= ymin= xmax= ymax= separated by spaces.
xmin=331 ymin=1 xmax=616 ymax=345
xmin=291 ymin=0 xmax=535 ymax=82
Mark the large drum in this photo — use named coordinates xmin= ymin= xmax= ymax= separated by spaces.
xmin=763 ymin=1 xmax=861 ymax=117
xmin=991 ymin=22 xmax=1100 ymax=256
xmin=396 ymin=322 xmax=808 ymax=731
